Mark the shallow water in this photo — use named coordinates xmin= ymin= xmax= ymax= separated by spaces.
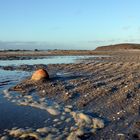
xmin=0 ymin=96 xmax=52 ymax=132
xmin=0 ymin=70 xmax=51 ymax=132
xmin=0 ymin=55 xmax=79 ymax=66
xmin=0 ymin=55 xmax=106 ymax=66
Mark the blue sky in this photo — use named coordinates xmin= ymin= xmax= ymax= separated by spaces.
xmin=0 ymin=0 xmax=140 ymax=50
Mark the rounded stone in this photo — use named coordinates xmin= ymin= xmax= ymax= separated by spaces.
xmin=31 ymin=69 xmax=49 ymax=81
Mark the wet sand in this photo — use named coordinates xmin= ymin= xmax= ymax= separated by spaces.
xmin=1 ymin=50 xmax=140 ymax=139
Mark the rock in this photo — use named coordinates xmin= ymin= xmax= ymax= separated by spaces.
xmin=31 ymin=69 xmax=49 ymax=81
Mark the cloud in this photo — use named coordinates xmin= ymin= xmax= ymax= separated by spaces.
xmin=123 ymin=38 xmax=140 ymax=42
xmin=87 ymin=39 xmax=120 ymax=44
xmin=0 ymin=41 xmax=77 ymax=50
xmin=0 ymin=41 xmax=53 ymax=50
xmin=86 ymin=38 xmax=140 ymax=45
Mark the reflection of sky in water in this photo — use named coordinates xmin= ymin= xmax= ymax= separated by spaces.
xmin=0 ymin=70 xmax=30 ymax=88
xmin=0 ymin=70 xmax=52 ymax=133
xmin=0 ymin=93 xmax=52 ymax=133
xmin=0 ymin=55 xmax=102 ymax=66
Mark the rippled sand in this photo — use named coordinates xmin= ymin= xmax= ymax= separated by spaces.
xmin=1 ymin=51 xmax=140 ymax=139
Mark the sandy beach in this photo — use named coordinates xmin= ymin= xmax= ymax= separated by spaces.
xmin=0 ymin=50 xmax=140 ymax=139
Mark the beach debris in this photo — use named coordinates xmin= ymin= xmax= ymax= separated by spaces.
xmin=31 ymin=69 xmax=49 ymax=81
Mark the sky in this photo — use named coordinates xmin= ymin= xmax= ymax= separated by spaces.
xmin=0 ymin=0 xmax=140 ymax=50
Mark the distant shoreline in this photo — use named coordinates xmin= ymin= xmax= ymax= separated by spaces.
xmin=1 ymin=43 xmax=140 ymax=60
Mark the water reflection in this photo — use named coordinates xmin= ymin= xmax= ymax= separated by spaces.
xmin=0 ymin=55 xmax=104 ymax=66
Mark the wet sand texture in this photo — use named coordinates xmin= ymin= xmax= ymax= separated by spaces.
xmin=1 ymin=51 xmax=140 ymax=139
